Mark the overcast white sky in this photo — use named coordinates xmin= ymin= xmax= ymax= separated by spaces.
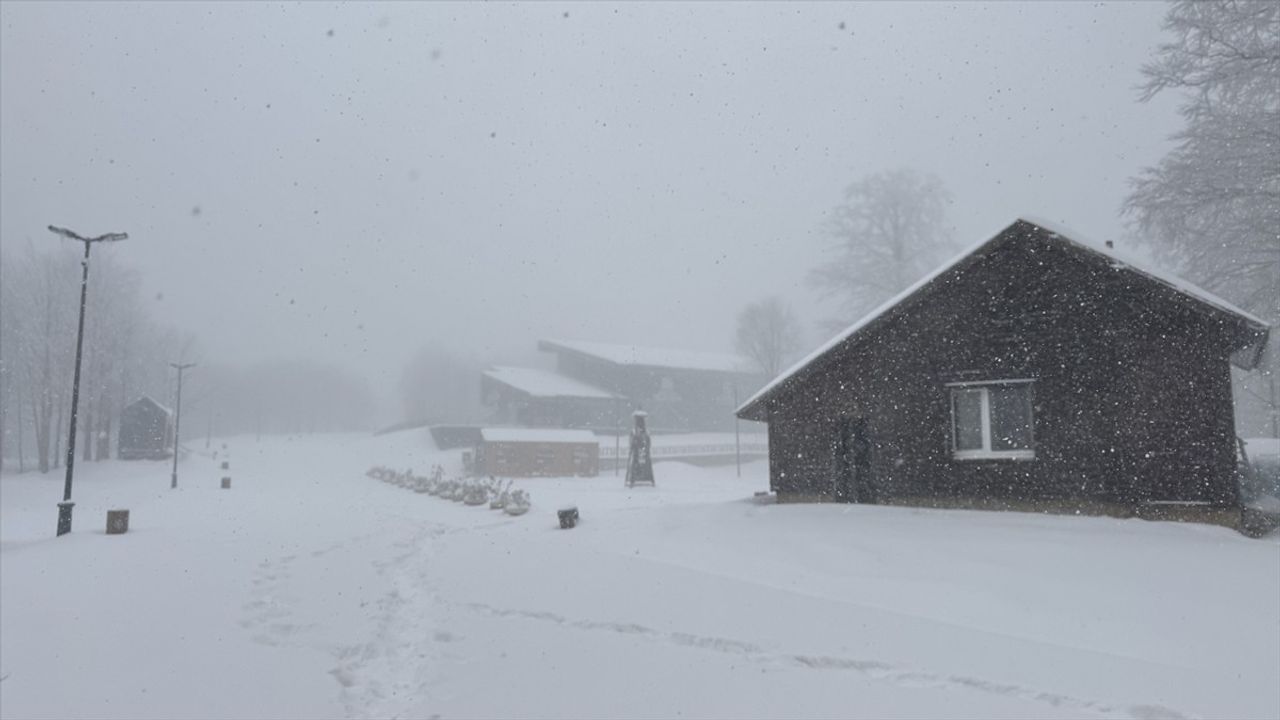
xmin=1 ymin=1 xmax=1180 ymax=408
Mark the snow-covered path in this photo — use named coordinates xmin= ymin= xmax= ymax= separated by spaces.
xmin=2 ymin=432 xmax=1277 ymax=719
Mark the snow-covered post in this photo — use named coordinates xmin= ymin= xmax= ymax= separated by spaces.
xmin=106 ymin=509 xmax=129 ymax=534
xmin=169 ymin=362 xmax=196 ymax=489
xmin=558 ymin=506 xmax=579 ymax=529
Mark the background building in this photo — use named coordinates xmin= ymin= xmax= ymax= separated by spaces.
xmin=482 ymin=339 xmax=765 ymax=433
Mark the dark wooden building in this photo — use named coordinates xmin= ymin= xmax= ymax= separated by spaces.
xmin=117 ymin=396 xmax=173 ymax=460
xmin=474 ymin=428 xmax=599 ymax=477
xmin=737 ymin=219 xmax=1269 ymax=519
xmin=534 ymin=339 xmax=764 ymax=432
xmin=481 ymin=366 xmax=624 ymax=429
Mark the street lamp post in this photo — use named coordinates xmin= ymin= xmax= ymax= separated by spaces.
xmin=733 ymin=383 xmax=741 ymax=478
xmin=170 ymin=362 xmax=196 ymax=489
xmin=46 ymin=225 xmax=128 ymax=537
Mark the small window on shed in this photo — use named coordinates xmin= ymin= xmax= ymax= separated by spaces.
xmin=948 ymin=380 xmax=1034 ymax=460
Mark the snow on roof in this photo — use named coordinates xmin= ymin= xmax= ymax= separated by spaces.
xmin=540 ymin=339 xmax=755 ymax=374
xmin=480 ymin=428 xmax=599 ymax=444
xmin=737 ymin=232 xmax=995 ymax=416
xmin=132 ymin=395 xmax=173 ymax=416
xmin=738 ymin=217 xmax=1271 ymax=417
xmin=483 ymin=366 xmax=619 ymax=400
xmin=1020 ymin=215 xmax=1269 ymax=329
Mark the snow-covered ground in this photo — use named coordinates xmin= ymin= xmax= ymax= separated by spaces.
xmin=2 ymin=432 xmax=1277 ymax=720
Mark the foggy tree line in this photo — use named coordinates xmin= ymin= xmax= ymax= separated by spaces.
xmin=0 ymin=243 xmax=379 ymax=474
xmin=182 ymin=362 xmax=377 ymax=441
xmin=0 ymin=241 xmax=192 ymax=473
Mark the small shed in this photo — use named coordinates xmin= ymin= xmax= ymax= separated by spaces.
xmin=117 ymin=396 xmax=173 ymax=460
xmin=475 ymin=428 xmax=600 ymax=477
xmin=737 ymin=218 xmax=1270 ymax=522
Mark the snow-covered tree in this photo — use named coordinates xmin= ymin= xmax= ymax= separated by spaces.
xmin=734 ymin=296 xmax=803 ymax=378
xmin=1125 ymin=0 xmax=1280 ymax=437
xmin=809 ymin=168 xmax=954 ymax=329
xmin=1125 ymin=0 xmax=1279 ymax=321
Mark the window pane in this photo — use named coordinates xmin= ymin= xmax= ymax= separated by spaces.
xmin=952 ymin=389 xmax=984 ymax=451
xmin=990 ymin=385 xmax=1033 ymax=450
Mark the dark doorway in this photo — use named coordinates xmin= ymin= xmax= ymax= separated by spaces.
xmin=835 ymin=418 xmax=875 ymax=504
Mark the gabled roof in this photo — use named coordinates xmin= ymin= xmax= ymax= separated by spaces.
xmin=482 ymin=366 xmax=619 ymax=400
xmin=128 ymin=395 xmax=173 ymax=416
xmin=539 ymin=339 xmax=755 ymax=374
xmin=737 ymin=218 xmax=1271 ymax=420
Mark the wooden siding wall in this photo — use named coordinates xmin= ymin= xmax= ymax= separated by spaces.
xmin=477 ymin=440 xmax=600 ymax=477
xmin=766 ymin=232 xmax=1241 ymax=507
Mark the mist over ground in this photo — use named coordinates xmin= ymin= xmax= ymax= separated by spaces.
xmin=0 ymin=2 xmax=1180 ymax=422
xmin=2 ymin=5 xmax=1278 ymax=719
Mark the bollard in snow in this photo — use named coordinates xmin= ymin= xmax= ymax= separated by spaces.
xmin=558 ymin=506 xmax=579 ymax=529
xmin=221 ymin=461 xmax=229 ymax=470
xmin=221 ymin=477 xmax=232 ymax=489
xmin=56 ymin=501 xmax=75 ymax=536
xmin=106 ymin=509 xmax=130 ymax=535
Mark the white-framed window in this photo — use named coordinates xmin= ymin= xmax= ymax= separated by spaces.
xmin=947 ymin=379 xmax=1035 ymax=460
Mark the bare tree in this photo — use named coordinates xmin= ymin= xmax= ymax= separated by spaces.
xmin=1126 ymin=0 xmax=1278 ymax=318
xmin=809 ymin=168 xmax=954 ymax=328
xmin=735 ymin=296 xmax=803 ymax=378
xmin=0 ymin=242 xmax=184 ymax=472
xmin=1124 ymin=0 xmax=1279 ymax=436
xmin=1 ymin=243 xmax=79 ymax=473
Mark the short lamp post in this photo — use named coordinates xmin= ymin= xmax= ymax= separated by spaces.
xmin=733 ymin=383 xmax=741 ymax=478
xmin=170 ymin=362 xmax=196 ymax=489
xmin=47 ymin=225 xmax=128 ymax=537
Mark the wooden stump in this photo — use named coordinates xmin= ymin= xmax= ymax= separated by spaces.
xmin=221 ymin=477 xmax=232 ymax=489
xmin=106 ymin=509 xmax=130 ymax=535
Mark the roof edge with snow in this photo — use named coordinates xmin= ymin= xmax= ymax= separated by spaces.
xmin=538 ymin=339 xmax=757 ymax=375
xmin=482 ymin=366 xmax=620 ymax=400
xmin=130 ymin=395 xmax=173 ymax=416
xmin=737 ymin=217 xmax=1271 ymax=421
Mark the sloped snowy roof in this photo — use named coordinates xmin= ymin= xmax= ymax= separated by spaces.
xmin=480 ymin=428 xmax=599 ymax=444
xmin=483 ymin=366 xmax=619 ymax=400
xmin=539 ymin=339 xmax=755 ymax=374
xmin=1019 ymin=215 xmax=1268 ymax=328
xmin=130 ymin=395 xmax=173 ymax=417
xmin=738 ymin=217 xmax=1271 ymax=419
